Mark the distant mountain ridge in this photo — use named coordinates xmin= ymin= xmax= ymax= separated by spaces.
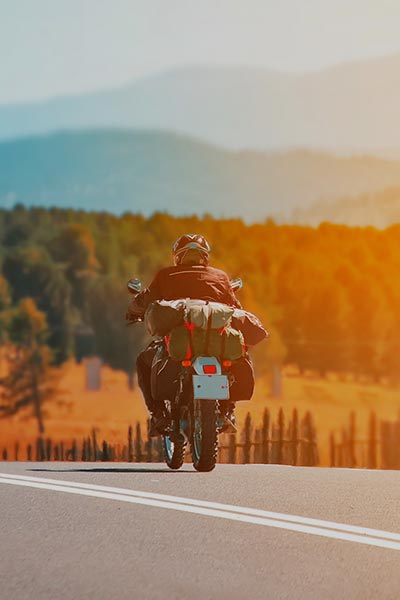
xmin=293 ymin=187 xmax=400 ymax=228
xmin=2 ymin=130 xmax=400 ymax=222
xmin=1 ymin=55 xmax=400 ymax=150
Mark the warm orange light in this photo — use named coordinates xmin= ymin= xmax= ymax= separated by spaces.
xmin=181 ymin=360 xmax=192 ymax=367
xmin=222 ymin=360 xmax=232 ymax=367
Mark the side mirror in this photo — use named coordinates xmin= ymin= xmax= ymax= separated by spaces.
xmin=127 ymin=278 xmax=142 ymax=295
xmin=230 ymin=277 xmax=243 ymax=291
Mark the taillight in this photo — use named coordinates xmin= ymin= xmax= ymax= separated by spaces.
xmin=182 ymin=360 xmax=192 ymax=367
xmin=203 ymin=364 xmax=217 ymax=374
xmin=222 ymin=360 xmax=232 ymax=368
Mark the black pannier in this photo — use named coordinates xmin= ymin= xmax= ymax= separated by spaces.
xmin=150 ymin=345 xmax=181 ymax=404
xmin=229 ymin=355 xmax=255 ymax=402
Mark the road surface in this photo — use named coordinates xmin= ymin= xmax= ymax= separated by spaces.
xmin=0 ymin=462 xmax=399 ymax=599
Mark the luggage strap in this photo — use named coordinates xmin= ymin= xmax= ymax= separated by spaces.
xmin=183 ymin=299 xmax=195 ymax=359
xmin=220 ymin=327 xmax=227 ymax=359
xmin=205 ymin=313 xmax=212 ymax=355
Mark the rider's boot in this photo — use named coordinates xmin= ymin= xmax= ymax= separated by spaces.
xmin=219 ymin=403 xmax=237 ymax=434
xmin=148 ymin=409 xmax=168 ymax=437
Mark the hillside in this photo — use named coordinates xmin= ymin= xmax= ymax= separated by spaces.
xmin=2 ymin=130 xmax=400 ymax=221
xmin=293 ymin=187 xmax=400 ymax=227
xmin=1 ymin=56 xmax=400 ymax=150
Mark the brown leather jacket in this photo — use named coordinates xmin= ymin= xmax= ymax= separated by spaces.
xmin=128 ymin=265 xmax=241 ymax=318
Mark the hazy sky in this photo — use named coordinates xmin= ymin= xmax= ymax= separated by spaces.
xmin=2 ymin=0 xmax=400 ymax=104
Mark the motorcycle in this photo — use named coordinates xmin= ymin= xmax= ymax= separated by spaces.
xmin=126 ymin=277 xmax=243 ymax=472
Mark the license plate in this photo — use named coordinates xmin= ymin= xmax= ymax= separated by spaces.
xmin=193 ymin=375 xmax=230 ymax=400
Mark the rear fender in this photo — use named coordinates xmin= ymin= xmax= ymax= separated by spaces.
xmin=192 ymin=356 xmax=222 ymax=375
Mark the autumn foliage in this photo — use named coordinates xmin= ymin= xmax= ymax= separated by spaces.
xmin=0 ymin=205 xmax=400 ymax=386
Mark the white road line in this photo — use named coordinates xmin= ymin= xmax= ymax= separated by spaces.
xmin=0 ymin=472 xmax=399 ymax=551
xmin=1 ymin=472 xmax=399 ymax=542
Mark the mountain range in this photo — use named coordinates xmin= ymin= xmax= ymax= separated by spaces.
xmin=293 ymin=187 xmax=400 ymax=228
xmin=1 ymin=55 xmax=400 ymax=150
xmin=2 ymin=130 xmax=400 ymax=222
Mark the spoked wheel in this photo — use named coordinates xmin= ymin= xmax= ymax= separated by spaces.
xmin=190 ymin=399 xmax=218 ymax=472
xmin=162 ymin=434 xmax=187 ymax=470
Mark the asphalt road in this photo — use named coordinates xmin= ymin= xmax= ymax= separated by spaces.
xmin=0 ymin=462 xmax=399 ymax=600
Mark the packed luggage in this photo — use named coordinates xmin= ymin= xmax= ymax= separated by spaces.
xmin=144 ymin=299 xmax=268 ymax=357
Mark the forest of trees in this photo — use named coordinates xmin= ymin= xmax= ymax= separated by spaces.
xmin=0 ymin=204 xmax=400 ymax=398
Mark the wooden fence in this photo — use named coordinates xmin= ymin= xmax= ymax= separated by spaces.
xmin=7 ymin=409 xmax=400 ymax=469
xmin=329 ymin=411 xmax=400 ymax=469
xmin=218 ymin=409 xmax=318 ymax=466
xmin=0 ymin=408 xmax=319 ymax=466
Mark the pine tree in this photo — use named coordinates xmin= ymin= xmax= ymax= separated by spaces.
xmin=0 ymin=298 xmax=58 ymax=434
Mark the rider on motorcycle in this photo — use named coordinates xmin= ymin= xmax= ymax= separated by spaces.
xmin=127 ymin=234 xmax=242 ymax=435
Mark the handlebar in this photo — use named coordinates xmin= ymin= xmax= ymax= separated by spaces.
xmin=126 ymin=315 xmax=143 ymax=325
xmin=230 ymin=277 xmax=243 ymax=292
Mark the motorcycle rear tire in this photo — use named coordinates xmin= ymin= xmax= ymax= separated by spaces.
xmin=191 ymin=399 xmax=218 ymax=472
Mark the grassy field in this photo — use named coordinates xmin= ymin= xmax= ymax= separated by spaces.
xmin=1 ymin=361 xmax=399 ymax=466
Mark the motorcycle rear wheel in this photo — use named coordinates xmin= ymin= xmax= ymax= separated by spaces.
xmin=190 ymin=399 xmax=218 ymax=472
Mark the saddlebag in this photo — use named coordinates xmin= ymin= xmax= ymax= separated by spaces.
xmin=229 ymin=356 xmax=255 ymax=401
xmin=166 ymin=323 xmax=244 ymax=361
xmin=231 ymin=309 xmax=269 ymax=346
xmin=145 ymin=300 xmax=185 ymax=337
xmin=150 ymin=345 xmax=181 ymax=404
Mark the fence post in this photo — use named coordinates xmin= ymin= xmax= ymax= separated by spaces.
xmin=87 ymin=437 xmax=93 ymax=461
xmin=14 ymin=442 xmax=19 ymax=461
xmin=127 ymin=425 xmax=134 ymax=462
xmin=243 ymin=413 xmax=252 ymax=463
xmin=71 ymin=439 xmax=78 ymax=461
xmin=254 ymin=429 xmax=262 ymax=463
xmin=367 ymin=411 xmax=377 ymax=469
xmin=277 ymin=408 xmax=284 ymax=465
xmin=135 ymin=423 xmax=143 ymax=462
xmin=292 ymin=408 xmax=298 ymax=466
xmin=308 ymin=412 xmax=318 ymax=466
xmin=45 ymin=439 xmax=52 ymax=461
xmin=349 ymin=412 xmax=356 ymax=468
xmin=341 ymin=428 xmax=348 ymax=467
xmin=101 ymin=440 xmax=109 ymax=461
xmin=228 ymin=434 xmax=237 ymax=464
xmin=27 ymin=444 xmax=32 ymax=461
xmin=329 ymin=432 xmax=335 ymax=467
xmin=82 ymin=439 xmax=87 ymax=461
xmin=301 ymin=412 xmax=318 ymax=466
xmin=36 ymin=437 xmax=45 ymax=461
xmin=110 ymin=445 xmax=115 ymax=461
xmin=261 ymin=408 xmax=270 ymax=464
xmin=121 ymin=445 xmax=127 ymax=461
xmin=92 ymin=428 xmax=98 ymax=462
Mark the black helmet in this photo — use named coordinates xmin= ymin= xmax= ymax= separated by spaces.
xmin=172 ymin=234 xmax=211 ymax=266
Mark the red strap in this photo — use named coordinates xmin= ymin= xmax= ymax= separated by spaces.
xmin=183 ymin=321 xmax=195 ymax=358
xmin=184 ymin=342 xmax=193 ymax=360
